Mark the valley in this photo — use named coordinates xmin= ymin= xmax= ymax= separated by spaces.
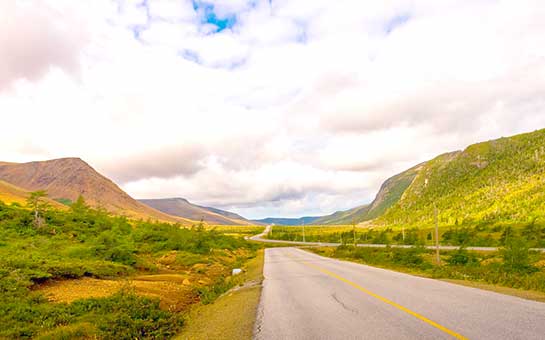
xmin=1 ymin=129 xmax=545 ymax=339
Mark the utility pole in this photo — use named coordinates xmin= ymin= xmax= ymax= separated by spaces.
xmin=402 ymin=226 xmax=405 ymax=242
xmin=352 ymin=218 xmax=357 ymax=247
xmin=434 ymin=203 xmax=440 ymax=265
xmin=302 ymin=221 xmax=306 ymax=243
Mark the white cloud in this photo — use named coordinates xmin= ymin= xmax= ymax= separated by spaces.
xmin=1 ymin=0 xmax=545 ymax=218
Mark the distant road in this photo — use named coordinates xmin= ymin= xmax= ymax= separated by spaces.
xmin=249 ymin=226 xmax=545 ymax=252
xmin=254 ymin=247 xmax=545 ymax=339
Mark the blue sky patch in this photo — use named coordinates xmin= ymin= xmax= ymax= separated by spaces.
xmin=179 ymin=50 xmax=201 ymax=64
xmin=192 ymin=0 xmax=237 ymax=33
xmin=384 ymin=13 xmax=410 ymax=34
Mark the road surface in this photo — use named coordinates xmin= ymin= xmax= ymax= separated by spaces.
xmin=249 ymin=226 xmax=545 ymax=252
xmin=254 ymin=247 xmax=545 ymax=339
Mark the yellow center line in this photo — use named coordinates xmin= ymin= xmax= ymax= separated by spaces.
xmin=286 ymin=251 xmax=468 ymax=340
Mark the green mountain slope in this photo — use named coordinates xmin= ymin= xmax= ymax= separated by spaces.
xmin=376 ymin=129 xmax=545 ymax=228
xmin=313 ymin=204 xmax=370 ymax=225
xmin=315 ymin=164 xmax=421 ymax=225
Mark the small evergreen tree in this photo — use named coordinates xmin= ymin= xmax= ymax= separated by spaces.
xmin=501 ymin=236 xmax=535 ymax=272
xmin=26 ymin=190 xmax=49 ymax=228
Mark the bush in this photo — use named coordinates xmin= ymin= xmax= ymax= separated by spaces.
xmin=501 ymin=237 xmax=537 ymax=273
xmin=0 ymin=199 xmax=254 ymax=338
xmin=447 ymin=247 xmax=478 ymax=266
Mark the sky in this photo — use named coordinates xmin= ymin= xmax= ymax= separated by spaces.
xmin=1 ymin=0 xmax=545 ymax=219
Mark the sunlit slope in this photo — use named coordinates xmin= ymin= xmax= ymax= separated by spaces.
xmin=315 ymin=165 xmax=421 ymax=225
xmin=313 ymin=205 xmax=370 ymax=225
xmin=0 ymin=158 xmax=194 ymax=224
xmin=377 ymin=129 xmax=545 ymax=228
xmin=139 ymin=198 xmax=255 ymax=225
xmin=0 ymin=180 xmax=65 ymax=209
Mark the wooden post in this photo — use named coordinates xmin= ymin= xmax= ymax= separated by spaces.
xmin=434 ymin=204 xmax=440 ymax=265
xmin=352 ymin=219 xmax=356 ymax=247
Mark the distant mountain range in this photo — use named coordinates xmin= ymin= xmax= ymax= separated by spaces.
xmin=0 ymin=158 xmax=255 ymax=226
xmin=251 ymin=216 xmax=321 ymax=226
xmin=2 ymin=128 xmax=544 ymax=228
xmin=138 ymin=198 xmax=255 ymax=226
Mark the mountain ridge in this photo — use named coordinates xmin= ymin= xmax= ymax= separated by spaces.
xmin=0 ymin=158 xmax=194 ymax=224
xmin=138 ymin=197 xmax=256 ymax=225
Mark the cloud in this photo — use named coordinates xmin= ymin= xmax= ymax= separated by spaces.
xmin=0 ymin=1 xmax=88 ymax=91
xmin=97 ymin=145 xmax=208 ymax=183
xmin=1 ymin=0 xmax=545 ymax=218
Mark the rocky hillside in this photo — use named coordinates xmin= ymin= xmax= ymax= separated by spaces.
xmin=0 ymin=158 xmax=193 ymax=224
xmin=139 ymin=197 xmax=255 ymax=225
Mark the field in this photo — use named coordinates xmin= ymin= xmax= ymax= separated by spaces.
xmin=266 ymin=222 xmax=545 ymax=248
xmin=0 ymin=199 xmax=260 ymax=339
xmin=207 ymin=225 xmax=265 ymax=238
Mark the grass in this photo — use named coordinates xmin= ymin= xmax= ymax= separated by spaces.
xmin=176 ymin=249 xmax=264 ymax=340
xmin=307 ymin=243 xmax=545 ymax=300
xmin=0 ymin=199 xmax=259 ymax=338
xmin=208 ymin=225 xmax=265 ymax=238
xmin=266 ymin=222 xmax=545 ymax=248
xmin=441 ymin=279 xmax=545 ymax=303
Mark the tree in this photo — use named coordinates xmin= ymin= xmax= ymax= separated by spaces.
xmin=501 ymin=236 xmax=535 ymax=272
xmin=71 ymin=195 xmax=88 ymax=215
xmin=26 ymin=190 xmax=49 ymax=228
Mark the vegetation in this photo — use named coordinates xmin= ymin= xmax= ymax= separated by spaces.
xmin=377 ymin=129 xmax=545 ymax=229
xmin=0 ymin=196 xmax=258 ymax=339
xmin=314 ymin=164 xmax=420 ymax=225
xmin=208 ymin=225 xmax=265 ymax=238
xmin=267 ymin=220 xmax=545 ymax=248
xmin=309 ymin=240 xmax=545 ymax=294
xmin=177 ymin=250 xmax=264 ymax=340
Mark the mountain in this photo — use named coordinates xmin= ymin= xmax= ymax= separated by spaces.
xmin=251 ymin=216 xmax=321 ymax=226
xmin=138 ymin=198 xmax=255 ymax=225
xmin=375 ymin=129 xmax=545 ymax=228
xmin=0 ymin=158 xmax=194 ymax=224
xmin=272 ymin=129 xmax=545 ymax=228
xmin=312 ymin=205 xmax=370 ymax=225
xmin=314 ymin=163 xmax=422 ymax=225
xmin=0 ymin=180 xmax=65 ymax=209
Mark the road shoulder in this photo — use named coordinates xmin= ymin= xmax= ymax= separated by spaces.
xmin=176 ymin=249 xmax=264 ymax=340
xmin=305 ymin=247 xmax=545 ymax=304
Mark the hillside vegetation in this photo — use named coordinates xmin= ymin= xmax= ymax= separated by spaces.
xmin=0 ymin=180 xmax=65 ymax=209
xmin=314 ymin=164 xmax=421 ymax=225
xmin=377 ymin=129 xmax=545 ymax=229
xmin=0 ymin=198 xmax=258 ymax=339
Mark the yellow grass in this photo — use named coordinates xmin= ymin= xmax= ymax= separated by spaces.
xmin=0 ymin=180 xmax=66 ymax=209
xmin=38 ymin=275 xmax=198 ymax=312
xmin=177 ymin=249 xmax=264 ymax=340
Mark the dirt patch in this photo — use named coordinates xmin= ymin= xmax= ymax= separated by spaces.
xmin=39 ymin=275 xmax=199 ymax=312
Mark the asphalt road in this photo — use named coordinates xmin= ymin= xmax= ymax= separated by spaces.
xmin=254 ymin=247 xmax=545 ymax=340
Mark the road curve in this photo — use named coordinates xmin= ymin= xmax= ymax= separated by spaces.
xmin=254 ymin=247 xmax=545 ymax=340
xmin=249 ymin=226 xmax=545 ymax=252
